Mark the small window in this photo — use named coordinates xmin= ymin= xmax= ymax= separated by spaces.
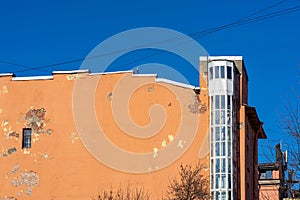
xmin=215 ymin=66 xmax=220 ymax=78
xmin=216 ymin=175 xmax=220 ymax=189
xmin=220 ymin=66 xmax=225 ymax=78
xmin=221 ymin=95 xmax=225 ymax=109
xmin=221 ymin=126 xmax=226 ymax=140
xmin=227 ymin=66 xmax=232 ymax=79
xmin=216 ymin=158 xmax=220 ymax=173
xmin=209 ymin=67 xmax=213 ymax=80
xmin=216 ymin=142 xmax=220 ymax=156
xmin=22 ymin=128 xmax=32 ymax=148
xmin=228 ymin=176 xmax=232 ymax=188
xmin=227 ymin=95 xmax=231 ymax=109
xmin=221 ymin=158 xmax=226 ymax=173
xmin=215 ymin=95 xmax=220 ymax=109
xmin=221 ymin=175 xmax=226 ymax=189
xmin=215 ymin=127 xmax=220 ymax=141
xmin=221 ymin=142 xmax=226 ymax=156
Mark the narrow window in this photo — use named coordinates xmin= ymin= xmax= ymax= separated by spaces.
xmin=222 ymin=158 xmax=226 ymax=172
xmin=215 ymin=110 xmax=220 ymax=124
xmin=215 ymin=127 xmax=220 ymax=141
xmin=227 ymin=95 xmax=231 ymax=109
xmin=215 ymin=95 xmax=220 ymax=109
xmin=209 ymin=67 xmax=213 ymax=80
xmin=221 ymin=95 xmax=225 ymax=109
xmin=216 ymin=158 xmax=220 ymax=173
xmin=228 ymin=159 xmax=232 ymax=173
xmin=215 ymin=66 xmax=220 ymax=78
xmin=228 ymin=142 xmax=232 ymax=156
xmin=216 ymin=176 xmax=220 ymax=189
xmin=221 ymin=126 xmax=226 ymax=140
xmin=221 ymin=142 xmax=226 ymax=156
xmin=220 ymin=110 xmax=225 ymax=124
xmin=221 ymin=175 xmax=226 ymax=189
xmin=227 ymin=126 xmax=231 ymax=142
xmin=227 ymin=66 xmax=232 ymax=79
xmin=22 ymin=128 xmax=32 ymax=148
xmin=216 ymin=142 xmax=220 ymax=156
xmin=220 ymin=66 xmax=225 ymax=78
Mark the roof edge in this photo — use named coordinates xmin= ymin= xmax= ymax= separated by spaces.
xmin=244 ymin=104 xmax=267 ymax=139
xmin=155 ymin=78 xmax=198 ymax=90
xmin=12 ymin=76 xmax=54 ymax=81
xmin=53 ymin=69 xmax=90 ymax=74
xmin=0 ymin=73 xmax=14 ymax=77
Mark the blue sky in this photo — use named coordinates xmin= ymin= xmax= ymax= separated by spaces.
xmin=0 ymin=0 xmax=299 ymax=162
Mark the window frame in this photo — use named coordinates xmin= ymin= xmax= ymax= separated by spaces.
xmin=22 ymin=128 xmax=32 ymax=149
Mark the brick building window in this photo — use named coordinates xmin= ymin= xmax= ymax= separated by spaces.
xmin=22 ymin=128 xmax=32 ymax=149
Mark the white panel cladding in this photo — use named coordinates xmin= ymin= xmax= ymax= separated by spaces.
xmin=208 ymin=60 xmax=235 ymax=200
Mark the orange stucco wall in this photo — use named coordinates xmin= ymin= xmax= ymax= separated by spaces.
xmin=0 ymin=72 xmax=210 ymax=199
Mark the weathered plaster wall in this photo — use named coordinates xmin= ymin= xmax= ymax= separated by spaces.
xmin=0 ymin=72 xmax=209 ymax=199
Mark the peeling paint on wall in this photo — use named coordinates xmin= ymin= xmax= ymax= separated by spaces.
xmin=177 ymin=140 xmax=185 ymax=149
xmin=147 ymin=85 xmax=154 ymax=92
xmin=1 ymin=147 xmax=17 ymax=157
xmin=153 ymin=147 xmax=158 ymax=158
xmin=188 ymin=94 xmax=207 ymax=114
xmin=24 ymin=107 xmax=51 ymax=135
xmin=7 ymin=131 xmax=19 ymax=140
xmin=32 ymin=152 xmax=50 ymax=162
xmin=0 ymin=85 xmax=8 ymax=95
xmin=10 ymin=171 xmax=39 ymax=196
xmin=0 ymin=196 xmax=16 ymax=200
xmin=161 ymin=139 xmax=167 ymax=147
xmin=168 ymin=134 xmax=174 ymax=142
xmin=65 ymin=74 xmax=82 ymax=80
xmin=71 ymin=132 xmax=79 ymax=144
xmin=22 ymin=149 xmax=30 ymax=155
xmin=6 ymin=164 xmax=19 ymax=178
xmin=106 ymin=92 xmax=112 ymax=101
xmin=1 ymin=119 xmax=9 ymax=126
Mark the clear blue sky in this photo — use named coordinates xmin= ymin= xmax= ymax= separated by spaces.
xmin=0 ymin=0 xmax=299 ymax=162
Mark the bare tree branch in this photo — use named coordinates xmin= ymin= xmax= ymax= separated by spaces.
xmin=165 ymin=162 xmax=209 ymax=200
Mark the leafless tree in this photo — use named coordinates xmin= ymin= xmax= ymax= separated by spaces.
xmin=95 ymin=184 xmax=150 ymax=200
xmin=165 ymin=162 xmax=209 ymax=200
xmin=279 ymin=98 xmax=300 ymax=180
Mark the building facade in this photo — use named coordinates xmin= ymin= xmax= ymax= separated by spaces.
xmin=0 ymin=56 xmax=265 ymax=199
